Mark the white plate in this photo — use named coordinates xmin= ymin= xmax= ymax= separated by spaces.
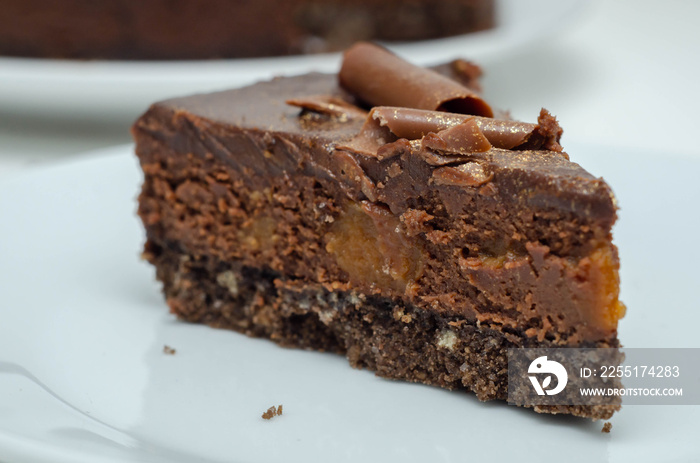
xmin=1 ymin=142 xmax=699 ymax=463
xmin=0 ymin=0 xmax=584 ymax=121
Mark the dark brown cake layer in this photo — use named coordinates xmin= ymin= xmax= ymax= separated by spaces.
xmin=0 ymin=0 xmax=494 ymax=59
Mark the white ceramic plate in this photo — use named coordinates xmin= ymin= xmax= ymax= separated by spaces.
xmin=1 ymin=142 xmax=699 ymax=463
xmin=0 ymin=0 xmax=584 ymax=121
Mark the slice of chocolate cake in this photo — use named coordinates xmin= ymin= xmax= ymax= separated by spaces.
xmin=133 ymin=43 xmax=625 ymax=419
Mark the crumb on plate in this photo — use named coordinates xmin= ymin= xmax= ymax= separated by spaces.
xmin=262 ymin=404 xmax=283 ymax=420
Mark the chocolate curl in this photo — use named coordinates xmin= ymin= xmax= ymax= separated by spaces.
xmin=336 ymin=113 xmax=398 ymax=159
xmin=420 ymin=118 xmax=492 ymax=154
xmin=372 ymin=107 xmax=467 ymax=140
xmin=339 ymin=42 xmax=493 ymax=117
xmin=338 ymin=106 xmax=563 ymax=159
xmin=338 ymin=113 xmax=490 ymax=163
xmin=286 ymin=95 xmax=367 ymax=120
xmin=371 ymin=107 xmax=560 ymax=151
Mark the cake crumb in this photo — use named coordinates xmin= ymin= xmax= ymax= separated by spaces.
xmin=216 ymin=270 xmax=239 ymax=296
xmin=437 ymin=330 xmax=458 ymax=350
xmin=262 ymin=404 xmax=283 ymax=420
xmin=602 ymin=422 xmax=612 ymax=433
xmin=163 ymin=345 xmax=176 ymax=355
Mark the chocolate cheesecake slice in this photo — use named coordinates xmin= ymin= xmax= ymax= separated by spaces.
xmin=133 ymin=43 xmax=625 ymax=419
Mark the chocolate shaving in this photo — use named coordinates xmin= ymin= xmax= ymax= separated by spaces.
xmin=516 ymin=108 xmax=565 ymax=154
xmin=417 ymin=150 xmax=478 ymax=166
xmin=371 ymin=107 xmax=561 ymax=151
xmin=429 ymin=58 xmax=483 ymax=92
xmin=372 ymin=107 xmax=468 ymax=140
xmin=432 ymin=163 xmax=493 ymax=187
xmin=286 ymin=95 xmax=367 ymax=120
xmin=337 ymin=106 xmax=563 ymax=160
xmin=336 ymin=113 xmax=398 ymax=158
xmin=420 ymin=118 xmax=492 ymax=154
xmin=376 ymin=138 xmax=412 ymax=162
xmin=339 ymin=42 xmax=493 ymax=117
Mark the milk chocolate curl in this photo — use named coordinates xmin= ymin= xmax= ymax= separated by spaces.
xmin=371 ymin=107 xmax=560 ymax=150
xmin=339 ymin=42 xmax=493 ymax=117
xmin=372 ymin=107 xmax=468 ymax=139
xmin=336 ymin=113 xmax=398 ymax=158
xmin=421 ymin=118 xmax=492 ymax=154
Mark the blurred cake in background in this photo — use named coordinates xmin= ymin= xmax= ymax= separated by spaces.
xmin=0 ymin=0 xmax=494 ymax=60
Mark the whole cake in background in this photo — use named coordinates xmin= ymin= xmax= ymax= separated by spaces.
xmin=0 ymin=0 xmax=494 ymax=60
xmin=132 ymin=42 xmax=625 ymax=419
